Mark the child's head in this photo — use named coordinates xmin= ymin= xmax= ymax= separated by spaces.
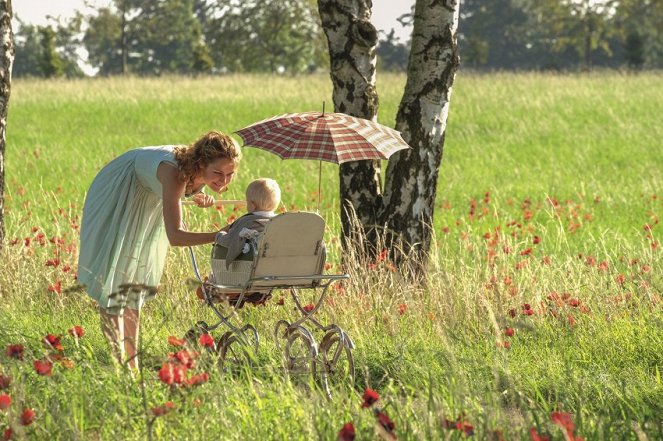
xmin=245 ymin=178 xmax=281 ymax=213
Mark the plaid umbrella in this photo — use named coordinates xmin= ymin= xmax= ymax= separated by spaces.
xmin=235 ymin=111 xmax=410 ymax=164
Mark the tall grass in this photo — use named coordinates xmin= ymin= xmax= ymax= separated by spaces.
xmin=0 ymin=72 xmax=661 ymax=439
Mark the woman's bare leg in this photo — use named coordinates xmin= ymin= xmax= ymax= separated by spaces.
xmin=99 ymin=309 xmax=123 ymax=366
xmin=123 ymin=308 xmax=140 ymax=370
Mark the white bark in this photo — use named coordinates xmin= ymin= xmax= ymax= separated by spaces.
xmin=0 ymin=0 xmax=14 ymax=245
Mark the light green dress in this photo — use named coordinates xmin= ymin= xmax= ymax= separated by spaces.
xmin=77 ymin=146 xmax=179 ymax=314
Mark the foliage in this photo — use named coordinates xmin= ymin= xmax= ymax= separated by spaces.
xmin=1 ymin=73 xmax=662 ymax=438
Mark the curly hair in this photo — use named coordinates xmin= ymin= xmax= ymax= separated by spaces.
xmin=173 ymin=131 xmax=242 ymax=182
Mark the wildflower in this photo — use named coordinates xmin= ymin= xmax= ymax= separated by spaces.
xmin=45 ymin=258 xmax=60 ymax=267
xmin=398 ymin=304 xmax=407 ymax=315
xmin=277 ymin=297 xmax=285 ymax=306
xmin=551 ymin=412 xmax=576 ymax=440
xmin=303 ymin=303 xmax=315 ymax=313
xmin=20 ymin=408 xmax=36 ymax=426
xmin=337 ymin=422 xmax=355 ymax=441
xmin=151 ymin=401 xmax=175 ymax=417
xmin=361 ymin=388 xmax=379 ymax=408
xmin=508 ymin=308 xmax=517 ymax=318
xmin=615 ymin=274 xmax=626 ymax=285
xmin=34 ymin=359 xmax=53 ymax=376
xmin=522 ymin=304 xmax=534 ymax=316
xmin=529 ymin=427 xmax=550 ymax=441
xmin=159 ymin=362 xmax=187 ymax=385
xmin=170 ymin=350 xmax=196 ymax=369
xmin=6 ymin=344 xmax=24 ymax=360
xmin=0 ymin=375 xmax=10 ymax=390
xmin=567 ymin=315 xmax=576 ymax=327
xmin=47 ymin=281 xmax=62 ymax=294
xmin=3 ymin=427 xmax=12 ymax=440
xmin=0 ymin=394 xmax=10 ymax=410
xmin=167 ymin=336 xmax=186 ymax=347
xmin=566 ymin=298 xmax=580 ymax=307
xmin=532 ymin=236 xmax=541 ymax=245
xmin=375 ymin=410 xmax=396 ymax=434
xmin=43 ymin=334 xmax=63 ymax=351
xmin=186 ymin=372 xmax=209 ymax=386
xmin=68 ymin=326 xmax=85 ymax=338
xmin=498 ymin=340 xmax=511 ymax=349
xmin=520 ymin=248 xmax=532 ymax=256
xmin=198 ymin=333 xmax=215 ymax=348
xmin=504 ymin=327 xmax=515 ymax=337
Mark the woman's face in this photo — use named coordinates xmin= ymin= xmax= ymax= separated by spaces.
xmin=198 ymin=157 xmax=238 ymax=193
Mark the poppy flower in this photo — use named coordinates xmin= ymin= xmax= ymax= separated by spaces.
xmin=20 ymin=408 xmax=36 ymax=426
xmin=303 ymin=304 xmax=315 ymax=313
xmin=47 ymin=281 xmax=62 ymax=294
xmin=198 ymin=334 xmax=215 ymax=348
xmin=68 ymin=326 xmax=85 ymax=338
xmin=2 ymin=428 xmax=12 ymax=441
xmin=34 ymin=359 xmax=53 ymax=376
xmin=361 ymin=388 xmax=379 ymax=408
xmin=170 ymin=350 xmax=196 ymax=369
xmin=504 ymin=328 xmax=515 ymax=337
xmin=151 ymin=401 xmax=175 ymax=417
xmin=337 ymin=422 xmax=355 ymax=441
xmin=186 ymin=372 xmax=209 ymax=386
xmin=45 ymin=258 xmax=60 ymax=267
xmin=375 ymin=410 xmax=395 ymax=433
xmin=0 ymin=394 xmax=10 ymax=411
xmin=529 ymin=427 xmax=550 ymax=441
xmin=6 ymin=344 xmax=24 ymax=360
xmin=43 ymin=334 xmax=63 ymax=351
xmin=159 ymin=362 xmax=187 ymax=385
xmin=167 ymin=336 xmax=186 ymax=347
xmin=456 ymin=421 xmax=474 ymax=436
xmin=551 ymin=412 xmax=576 ymax=440
xmin=398 ymin=304 xmax=407 ymax=315
xmin=0 ymin=375 xmax=10 ymax=390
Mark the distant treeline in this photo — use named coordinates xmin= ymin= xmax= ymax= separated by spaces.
xmin=12 ymin=0 xmax=663 ymax=78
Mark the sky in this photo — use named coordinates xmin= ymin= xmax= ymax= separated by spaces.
xmin=12 ymin=0 xmax=414 ymax=42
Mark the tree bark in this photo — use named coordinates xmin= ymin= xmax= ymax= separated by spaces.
xmin=317 ymin=0 xmax=382 ymax=256
xmin=380 ymin=0 xmax=460 ymax=273
xmin=0 ymin=0 xmax=15 ymax=248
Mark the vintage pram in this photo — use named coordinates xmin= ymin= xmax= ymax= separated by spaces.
xmin=186 ymin=211 xmax=354 ymax=394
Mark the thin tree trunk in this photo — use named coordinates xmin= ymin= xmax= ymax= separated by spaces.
xmin=0 ymin=0 xmax=15 ymax=248
xmin=380 ymin=0 xmax=460 ymax=274
xmin=317 ymin=0 xmax=382 ymax=256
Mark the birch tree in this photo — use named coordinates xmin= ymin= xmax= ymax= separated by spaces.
xmin=0 ymin=0 xmax=14 ymax=247
xmin=319 ymin=0 xmax=460 ymax=274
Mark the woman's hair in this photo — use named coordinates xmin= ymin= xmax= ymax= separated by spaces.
xmin=173 ymin=131 xmax=242 ymax=181
xmin=246 ymin=178 xmax=281 ymax=212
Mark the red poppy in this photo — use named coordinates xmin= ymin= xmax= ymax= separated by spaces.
xmin=504 ymin=328 xmax=515 ymax=337
xmin=151 ymin=401 xmax=175 ymax=417
xmin=43 ymin=334 xmax=63 ymax=351
xmin=47 ymin=281 xmax=62 ymax=294
xmin=337 ymin=422 xmax=355 ymax=441
xmin=2 ymin=428 xmax=12 ymax=441
xmin=198 ymin=334 xmax=215 ymax=348
xmin=0 ymin=375 xmax=10 ymax=390
xmin=551 ymin=412 xmax=575 ymax=439
xmin=615 ymin=274 xmax=626 ymax=285
xmin=34 ymin=359 xmax=53 ymax=376
xmin=361 ymin=388 xmax=379 ymax=408
xmin=532 ymin=236 xmax=541 ymax=245
xmin=20 ymin=408 xmax=36 ymax=426
xmin=68 ymin=326 xmax=85 ymax=338
xmin=186 ymin=372 xmax=209 ymax=386
xmin=6 ymin=344 xmax=24 ymax=360
xmin=508 ymin=308 xmax=517 ymax=318
xmin=303 ymin=304 xmax=315 ymax=313
xmin=456 ymin=420 xmax=474 ymax=436
xmin=167 ymin=336 xmax=186 ymax=347
xmin=520 ymin=248 xmax=533 ymax=256
xmin=375 ymin=410 xmax=395 ymax=433
xmin=159 ymin=362 xmax=187 ymax=385
xmin=170 ymin=350 xmax=196 ymax=369
xmin=398 ymin=304 xmax=407 ymax=315
xmin=0 ymin=394 xmax=10 ymax=410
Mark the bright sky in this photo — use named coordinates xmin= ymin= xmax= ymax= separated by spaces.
xmin=12 ymin=0 xmax=414 ymax=42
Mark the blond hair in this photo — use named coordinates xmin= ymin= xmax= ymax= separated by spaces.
xmin=246 ymin=178 xmax=281 ymax=212
xmin=173 ymin=131 xmax=242 ymax=182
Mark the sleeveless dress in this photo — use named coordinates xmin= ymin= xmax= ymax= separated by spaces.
xmin=77 ymin=146 xmax=180 ymax=314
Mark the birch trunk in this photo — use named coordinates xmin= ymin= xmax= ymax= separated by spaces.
xmin=380 ymin=0 xmax=460 ymax=272
xmin=0 ymin=0 xmax=15 ymax=247
xmin=317 ymin=0 xmax=382 ymax=254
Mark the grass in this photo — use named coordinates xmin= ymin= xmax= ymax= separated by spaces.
xmin=0 ymin=72 xmax=662 ymax=439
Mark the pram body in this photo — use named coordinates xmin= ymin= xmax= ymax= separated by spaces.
xmin=187 ymin=211 xmax=354 ymax=394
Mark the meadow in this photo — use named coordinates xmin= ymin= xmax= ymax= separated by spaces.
xmin=0 ymin=72 xmax=661 ymax=440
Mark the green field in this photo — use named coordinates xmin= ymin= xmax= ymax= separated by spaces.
xmin=1 ymin=72 xmax=662 ymax=440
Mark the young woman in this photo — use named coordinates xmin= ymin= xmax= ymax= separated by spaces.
xmin=77 ymin=130 xmax=241 ymax=369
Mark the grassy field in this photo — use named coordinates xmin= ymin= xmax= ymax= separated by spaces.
xmin=0 ymin=72 xmax=661 ymax=440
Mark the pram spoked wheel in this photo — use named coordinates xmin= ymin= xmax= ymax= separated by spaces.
xmin=283 ymin=326 xmax=318 ymax=378
xmin=319 ymin=327 xmax=355 ymax=395
xmin=217 ymin=325 xmax=259 ymax=374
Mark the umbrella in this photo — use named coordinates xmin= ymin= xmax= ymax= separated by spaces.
xmin=235 ymin=110 xmax=410 ymax=209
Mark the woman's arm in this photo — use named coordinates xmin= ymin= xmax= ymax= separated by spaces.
xmin=158 ymin=163 xmax=217 ymax=247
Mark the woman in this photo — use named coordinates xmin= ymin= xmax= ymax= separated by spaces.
xmin=77 ymin=130 xmax=241 ymax=369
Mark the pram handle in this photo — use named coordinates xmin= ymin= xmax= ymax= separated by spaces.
xmin=181 ymin=199 xmax=246 ymax=207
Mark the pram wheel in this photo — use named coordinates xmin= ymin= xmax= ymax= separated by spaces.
xmin=284 ymin=327 xmax=318 ymax=379
xmin=218 ymin=331 xmax=253 ymax=374
xmin=319 ymin=328 xmax=355 ymax=396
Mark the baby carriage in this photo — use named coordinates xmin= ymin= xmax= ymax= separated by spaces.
xmin=186 ymin=211 xmax=354 ymax=395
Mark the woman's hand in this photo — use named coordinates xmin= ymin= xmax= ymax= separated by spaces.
xmin=192 ymin=193 xmax=215 ymax=208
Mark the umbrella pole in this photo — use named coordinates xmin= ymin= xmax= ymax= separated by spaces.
xmin=317 ymin=160 xmax=322 ymax=212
